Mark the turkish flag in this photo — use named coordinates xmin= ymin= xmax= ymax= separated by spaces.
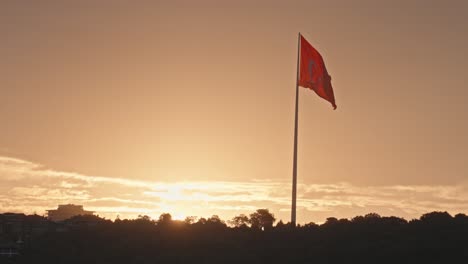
xmin=298 ymin=35 xmax=337 ymax=109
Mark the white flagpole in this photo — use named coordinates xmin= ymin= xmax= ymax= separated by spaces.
xmin=291 ymin=32 xmax=301 ymax=226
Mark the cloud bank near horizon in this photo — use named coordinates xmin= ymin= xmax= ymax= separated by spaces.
xmin=0 ymin=156 xmax=467 ymax=223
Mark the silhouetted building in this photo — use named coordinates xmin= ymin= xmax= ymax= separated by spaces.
xmin=46 ymin=204 xmax=94 ymax=222
xmin=0 ymin=213 xmax=25 ymax=235
xmin=0 ymin=240 xmax=20 ymax=258
xmin=28 ymin=215 xmax=50 ymax=236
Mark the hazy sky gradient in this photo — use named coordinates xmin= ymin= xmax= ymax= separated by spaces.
xmin=1 ymin=1 xmax=468 ymax=223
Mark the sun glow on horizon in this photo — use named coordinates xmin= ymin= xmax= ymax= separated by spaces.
xmin=1 ymin=156 xmax=468 ymax=223
xmin=2 ymin=1 xmax=468 ymax=226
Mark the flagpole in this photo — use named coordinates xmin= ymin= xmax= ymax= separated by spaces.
xmin=291 ymin=32 xmax=301 ymax=226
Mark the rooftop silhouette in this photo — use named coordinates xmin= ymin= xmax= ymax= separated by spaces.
xmin=46 ymin=204 xmax=94 ymax=222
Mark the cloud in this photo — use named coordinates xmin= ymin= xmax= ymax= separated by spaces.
xmin=0 ymin=155 xmax=467 ymax=223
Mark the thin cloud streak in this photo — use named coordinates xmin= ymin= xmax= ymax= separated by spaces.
xmin=0 ymin=156 xmax=467 ymax=223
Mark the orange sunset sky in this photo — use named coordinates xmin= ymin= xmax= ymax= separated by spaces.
xmin=1 ymin=1 xmax=468 ymax=223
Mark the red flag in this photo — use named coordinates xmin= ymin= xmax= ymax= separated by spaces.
xmin=298 ymin=35 xmax=337 ymax=109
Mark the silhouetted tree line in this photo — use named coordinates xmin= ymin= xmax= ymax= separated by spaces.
xmin=2 ymin=210 xmax=468 ymax=263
